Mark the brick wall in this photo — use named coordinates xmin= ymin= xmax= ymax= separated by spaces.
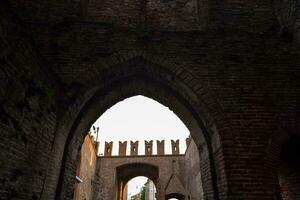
xmin=94 ymin=155 xmax=187 ymax=199
xmin=0 ymin=4 xmax=58 ymax=199
xmin=0 ymin=0 xmax=299 ymax=199
xmin=73 ymin=134 xmax=97 ymax=200
xmin=185 ymin=140 xmax=203 ymax=200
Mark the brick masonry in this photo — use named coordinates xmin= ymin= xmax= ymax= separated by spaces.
xmin=0 ymin=0 xmax=299 ymax=199
xmin=73 ymin=135 xmax=202 ymax=200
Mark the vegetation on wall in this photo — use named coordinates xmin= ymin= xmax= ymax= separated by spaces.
xmin=140 ymin=186 xmax=146 ymax=200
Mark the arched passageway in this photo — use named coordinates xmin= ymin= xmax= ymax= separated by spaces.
xmin=117 ymin=164 xmax=159 ymax=200
xmin=50 ymin=58 xmax=228 ymax=200
xmin=117 ymin=163 xmax=159 ymax=186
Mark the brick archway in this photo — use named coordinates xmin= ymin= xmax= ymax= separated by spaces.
xmin=116 ymin=163 xmax=159 ymax=200
xmin=117 ymin=163 xmax=159 ymax=186
xmin=48 ymin=54 xmax=231 ymax=200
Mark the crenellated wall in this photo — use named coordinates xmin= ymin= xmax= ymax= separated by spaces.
xmin=88 ymin=137 xmax=201 ymax=200
xmin=101 ymin=139 xmax=181 ymax=156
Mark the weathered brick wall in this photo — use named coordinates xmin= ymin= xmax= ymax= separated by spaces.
xmin=0 ymin=68 xmax=57 ymax=200
xmin=0 ymin=4 xmax=59 ymax=200
xmin=87 ymin=0 xmax=206 ymax=31
xmin=73 ymin=134 xmax=97 ymax=200
xmin=185 ymin=140 xmax=203 ymax=200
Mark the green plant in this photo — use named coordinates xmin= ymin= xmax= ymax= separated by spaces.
xmin=140 ymin=186 xmax=146 ymax=200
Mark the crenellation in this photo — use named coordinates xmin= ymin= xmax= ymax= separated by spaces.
xmin=104 ymin=142 xmax=113 ymax=156
xmin=95 ymin=141 xmax=100 ymax=156
xmin=89 ymin=133 xmax=95 ymax=143
xmin=145 ymin=140 xmax=153 ymax=155
xmin=130 ymin=141 xmax=139 ymax=156
xmin=171 ymin=140 xmax=180 ymax=155
xmin=157 ymin=140 xmax=165 ymax=155
xmin=98 ymin=139 xmax=184 ymax=156
xmin=119 ymin=141 xmax=127 ymax=156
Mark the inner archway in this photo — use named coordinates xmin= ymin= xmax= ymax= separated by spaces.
xmin=117 ymin=164 xmax=159 ymax=200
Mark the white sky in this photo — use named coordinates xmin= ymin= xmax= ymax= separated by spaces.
xmin=126 ymin=176 xmax=148 ymax=198
xmin=90 ymin=95 xmax=190 ymax=155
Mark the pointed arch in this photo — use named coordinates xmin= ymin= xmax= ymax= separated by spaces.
xmin=45 ymin=52 xmax=232 ymax=200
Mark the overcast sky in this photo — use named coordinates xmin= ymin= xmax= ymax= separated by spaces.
xmin=127 ymin=177 xmax=148 ymax=197
xmin=90 ymin=95 xmax=190 ymax=155
xmin=90 ymin=95 xmax=190 ymax=198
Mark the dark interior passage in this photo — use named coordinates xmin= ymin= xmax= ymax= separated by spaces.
xmin=279 ymin=135 xmax=300 ymax=200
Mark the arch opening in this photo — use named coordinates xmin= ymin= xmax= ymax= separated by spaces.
xmin=117 ymin=164 xmax=159 ymax=200
xmin=53 ymin=61 xmax=225 ymax=200
xmin=117 ymin=163 xmax=159 ymax=186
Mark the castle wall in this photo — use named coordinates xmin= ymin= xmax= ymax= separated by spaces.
xmin=73 ymin=134 xmax=98 ymax=200
xmin=91 ymin=138 xmax=203 ymax=200
xmin=94 ymin=155 xmax=186 ymax=200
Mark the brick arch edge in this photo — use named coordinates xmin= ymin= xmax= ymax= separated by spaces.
xmin=46 ymin=52 xmax=232 ymax=200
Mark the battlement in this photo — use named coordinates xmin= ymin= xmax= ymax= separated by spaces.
xmin=97 ymin=138 xmax=191 ymax=157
